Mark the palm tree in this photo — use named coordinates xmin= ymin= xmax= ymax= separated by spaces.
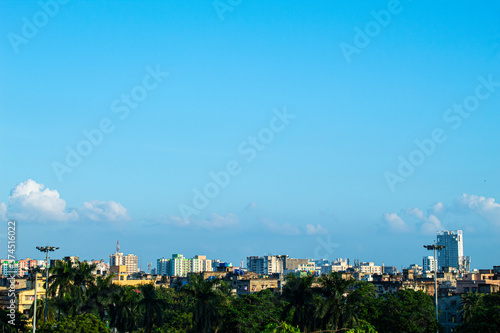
xmin=81 ymin=273 xmax=117 ymax=321
xmin=71 ymin=261 xmax=96 ymax=308
xmin=48 ymin=260 xmax=76 ymax=319
xmin=459 ymin=292 xmax=482 ymax=324
xmin=29 ymin=296 xmax=56 ymax=326
xmin=182 ymin=274 xmax=230 ymax=333
xmin=281 ymin=274 xmax=317 ymax=332
xmin=317 ymin=272 xmax=358 ymax=331
xmin=109 ymin=285 xmax=140 ymax=333
xmin=137 ymin=283 xmax=167 ymax=333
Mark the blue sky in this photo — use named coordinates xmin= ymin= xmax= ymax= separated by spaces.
xmin=1 ymin=0 xmax=499 ymax=270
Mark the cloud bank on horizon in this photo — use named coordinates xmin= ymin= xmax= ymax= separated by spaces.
xmin=2 ymin=179 xmax=332 ymax=238
xmin=6 ymin=180 xmax=499 ymax=241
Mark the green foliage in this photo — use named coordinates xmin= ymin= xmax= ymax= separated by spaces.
xmin=40 ymin=263 xmax=500 ymax=333
xmin=29 ymin=296 xmax=57 ymax=325
xmin=361 ymin=289 xmax=439 ymax=333
xmin=347 ymin=319 xmax=379 ymax=333
xmin=262 ymin=321 xmax=302 ymax=333
xmin=158 ymin=287 xmax=194 ymax=332
xmin=221 ymin=289 xmax=284 ymax=332
xmin=458 ymin=292 xmax=500 ymax=332
xmin=48 ymin=260 xmax=97 ymax=318
xmin=137 ymin=283 xmax=167 ymax=333
xmin=317 ymin=272 xmax=358 ymax=330
xmin=281 ymin=274 xmax=317 ymax=332
xmin=38 ymin=313 xmax=110 ymax=333
xmin=0 ymin=308 xmax=30 ymax=332
xmin=108 ymin=285 xmax=141 ymax=332
xmin=181 ymin=274 xmax=232 ymax=333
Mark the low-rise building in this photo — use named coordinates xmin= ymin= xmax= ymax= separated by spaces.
xmin=456 ymin=269 xmax=500 ymax=294
xmin=235 ymin=278 xmax=279 ymax=296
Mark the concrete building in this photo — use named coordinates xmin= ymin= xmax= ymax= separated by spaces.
xmin=264 ymin=256 xmax=283 ymax=274
xmin=90 ymin=260 xmax=109 ymax=275
xmin=382 ymin=265 xmax=398 ymax=275
xmin=194 ymin=255 xmax=213 ymax=272
xmin=284 ymin=258 xmax=309 ymax=271
xmin=1 ymin=260 xmax=18 ymax=276
xmin=456 ymin=269 xmax=500 ymax=294
xmin=157 ymin=254 xmax=213 ymax=277
xmin=235 ymin=278 xmax=279 ymax=295
xmin=371 ymin=279 xmax=436 ymax=297
xmin=247 ymin=256 xmax=265 ymax=274
xmin=437 ymin=230 xmax=463 ymax=270
xmin=246 ymin=255 xmax=285 ymax=275
xmin=360 ymin=262 xmax=382 ymax=274
xmin=109 ymin=241 xmax=138 ymax=275
xmin=423 ymin=255 xmax=437 ymax=273
xmin=331 ymin=258 xmax=352 ymax=272
xmin=409 ymin=264 xmax=423 ymax=275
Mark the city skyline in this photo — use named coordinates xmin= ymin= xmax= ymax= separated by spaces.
xmin=0 ymin=228 xmax=486 ymax=274
xmin=1 ymin=1 xmax=500 ymax=269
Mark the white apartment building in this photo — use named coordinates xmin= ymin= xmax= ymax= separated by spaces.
xmin=157 ymin=254 xmax=213 ymax=277
xmin=1 ymin=260 xmax=19 ymax=276
xmin=423 ymin=256 xmax=437 ymax=273
xmin=360 ymin=262 xmax=382 ymax=274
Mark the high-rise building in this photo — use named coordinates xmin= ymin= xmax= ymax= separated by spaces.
xmin=247 ymin=256 xmax=265 ymax=274
xmin=436 ymin=230 xmax=463 ymax=270
xmin=109 ymin=241 xmax=138 ymax=274
xmin=124 ymin=254 xmax=138 ymax=274
xmin=246 ymin=255 xmax=284 ymax=275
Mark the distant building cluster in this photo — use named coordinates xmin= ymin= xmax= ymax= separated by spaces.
xmin=157 ymin=254 xmax=216 ymax=277
xmin=0 ymin=230 xmax=498 ymax=333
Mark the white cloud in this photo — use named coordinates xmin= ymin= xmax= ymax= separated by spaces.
xmin=405 ymin=206 xmax=444 ymax=235
xmin=306 ymin=223 xmax=328 ymax=235
xmin=383 ymin=213 xmax=411 ymax=233
xmin=8 ymin=179 xmax=78 ymax=222
xmin=79 ymin=200 xmax=129 ymax=222
xmin=4 ymin=179 xmax=129 ymax=223
xmin=431 ymin=202 xmax=446 ymax=217
xmin=405 ymin=207 xmax=424 ymax=219
xmin=262 ymin=218 xmax=300 ymax=236
xmin=454 ymin=193 xmax=500 ymax=226
xmin=385 ymin=193 xmax=500 ymax=235
xmin=421 ymin=214 xmax=444 ymax=235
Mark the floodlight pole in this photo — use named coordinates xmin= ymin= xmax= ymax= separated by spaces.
xmin=36 ymin=246 xmax=59 ymax=323
xmin=424 ymin=244 xmax=445 ymax=333
xmin=276 ymin=255 xmax=288 ymax=294
xmin=29 ymin=267 xmax=40 ymax=333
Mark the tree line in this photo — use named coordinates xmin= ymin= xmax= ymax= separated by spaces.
xmin=0 ymin=260 xmax=498 ymax=332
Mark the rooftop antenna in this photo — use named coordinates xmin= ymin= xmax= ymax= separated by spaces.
xmin=116 ymin=240 xmax=120 ymax=253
